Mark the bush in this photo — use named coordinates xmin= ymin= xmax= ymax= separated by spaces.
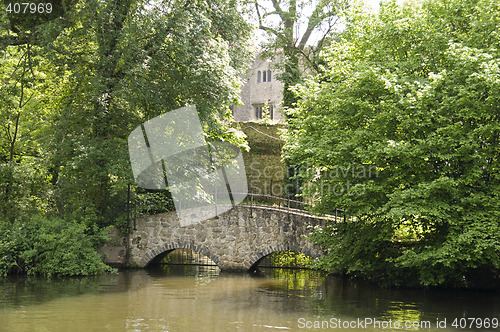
xmin=0 ymin=215 xmax=115 ymax=277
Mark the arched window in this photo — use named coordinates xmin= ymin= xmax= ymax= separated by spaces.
xmin=257 ymin=71 xmax=261 ymax=83
xmin=267 ymin=70 xmax=271 ymax=82
xmin=263 ymin=70 xmax=267 ymax=82
xmin=255 ymin=105 xmax=274 ymax=120
xmin=255 ymin=106 xmax=262 ymax=119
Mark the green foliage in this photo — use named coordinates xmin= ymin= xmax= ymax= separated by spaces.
xmin=287 ymin=0 xmax=500 ymax=287
xmin=309 ymin=222 xmax=413 ymax=287
xmin=44 ymin=0 xmax=253 ymax=225
xmin=131 ymin=188 xmax=175 ymax=218
xmin=269 ymin=251 xmax=311 ymax=268
xmin=255 ymin=0 xmax=348 ymax=88
xmin=0 ymin=158 xmax=51 ymax=222
xmin=0 ymin=215 xmax=115 ymax=277
xmin=0 ymin=0 xmax=254 ymax=277
xmin=260 ymin=101 xmax=272 ymax=125
xmin=1 ymin=0 xmax=253 ymax=229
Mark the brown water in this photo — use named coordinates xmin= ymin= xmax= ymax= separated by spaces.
xmin=0 ymin=265 xmax=499 ymax=331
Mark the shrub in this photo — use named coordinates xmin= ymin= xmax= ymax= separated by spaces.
xmin=0 ymin=215 xmax=115 ymax=277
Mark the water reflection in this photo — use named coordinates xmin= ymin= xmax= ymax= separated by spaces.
xmin=152 ymin=248 xmax=218 ymax=267
xmin=0 ymin=274 xmax=121 ymax=309
xmin=254 ymin=267 xmax=327 ymax=294
xmin=147 ymin=264 xmax=221 ymax=279
xmin=313 ymin=275 xmax=500 ymax=329
xmin=0 ymin=266 xmax=498 ymax=331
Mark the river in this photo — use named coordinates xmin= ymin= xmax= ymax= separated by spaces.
xmin=0 ymin=264 xmax=499 ymax=331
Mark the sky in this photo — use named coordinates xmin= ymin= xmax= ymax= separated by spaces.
xmin=364 ymin=0 xmax=382 ymax=12
xmin=365 ymin=0 xmax=411 ymax=12
xmin=252 ymin=0 xmax=384 ymax=47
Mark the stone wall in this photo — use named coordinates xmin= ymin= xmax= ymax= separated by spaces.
xmin=233 ymin=56 xmax=285 ymax=122
xmin=128 ymin=205 xmax=328 ymax=272
xmin=237 ymin=123 xmax=286 ymax=196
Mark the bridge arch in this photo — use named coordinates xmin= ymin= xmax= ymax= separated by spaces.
xmin=129 ymin=205 xmax=329 ymax=272
xmin=142 ymin=241 xmax=220 ymax=268
xmin=249 ymin=246 xmax=320 ymax=270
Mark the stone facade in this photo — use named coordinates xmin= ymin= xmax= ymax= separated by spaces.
xmin=232 ymin=57 xmax=285 ymax=122
xmin=237 ymin=123 xmax=285 ymax=195
xmin=128 ymin=205 xmax=329 ymax=271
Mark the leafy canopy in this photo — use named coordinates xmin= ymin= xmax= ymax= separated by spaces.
xmin=0 ymin=0 xmax=254 ymax=276
xmin=286 ymin=0 xmax=500 ymax=287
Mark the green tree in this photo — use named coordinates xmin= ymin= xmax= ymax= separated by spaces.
xmin=253 ymin=0 xmax=349 ymax=198
xmin=286 ymin=0 xmax=500 ymax=287
xmin=254 ymin=0 xmax=349 ymax=107
xmin=0 ymin=32 xmax=55 ymax=222
xmin=0 ymin=0 xmax=254 ymax=276
xmin=1 ymin=0 xmax=253 ymax=225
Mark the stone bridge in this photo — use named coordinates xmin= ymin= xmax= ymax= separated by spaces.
xmin=128 ymin=204 xmax=334 ymax=271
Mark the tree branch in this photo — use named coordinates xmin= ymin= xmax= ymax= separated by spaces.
xmin=254 ymin=0 xmax=281 ymax=37
xmin=297 ymin=3 xmax=342 ymax=51
xmin=0 ymin=34 xmax=30 ymax=47
xmin=9 ymin=112 xmax=21 ymax=161
xmin=270 ymin=0 xmax=286 ymax=21
xmin=316 ymin=17 xmax=338 ymax=50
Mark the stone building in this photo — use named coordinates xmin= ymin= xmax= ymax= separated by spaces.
xmin=231 ymin=56 xmax=285 ymax=122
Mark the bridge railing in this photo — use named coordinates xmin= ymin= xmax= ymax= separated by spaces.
xmin=239 ymin=192 xmax=347 ymax=223
xmin=126 ymin=186 xmax=347 ymax=230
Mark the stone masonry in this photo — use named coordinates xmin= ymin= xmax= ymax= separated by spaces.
xmin=232 ymin=56 xmax=285 ymax=122
xmin=128 ymin=204 xmax=330 ymax=271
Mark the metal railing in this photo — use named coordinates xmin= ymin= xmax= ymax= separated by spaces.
xmin=240 ymin=192 xmax=347 ymax=222
xmin=126 ymin=185 xmax=347 ymax=230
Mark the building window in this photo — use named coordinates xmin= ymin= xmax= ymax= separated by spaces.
xmin=257 ymin=70 xmax=272 ymax=83
xmin=255 ymin=105 xmax=274 ymax=120
xmin=255 ymin=106 xmax=261 ymax=119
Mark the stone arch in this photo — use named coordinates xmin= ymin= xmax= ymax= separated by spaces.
xmin=141 ymin=241 xmax=220 ymax=268
xmin=129 ymin=205 xmax=329 ymax=270
xmin=248 ymin=243 xmax=320 ymax=270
